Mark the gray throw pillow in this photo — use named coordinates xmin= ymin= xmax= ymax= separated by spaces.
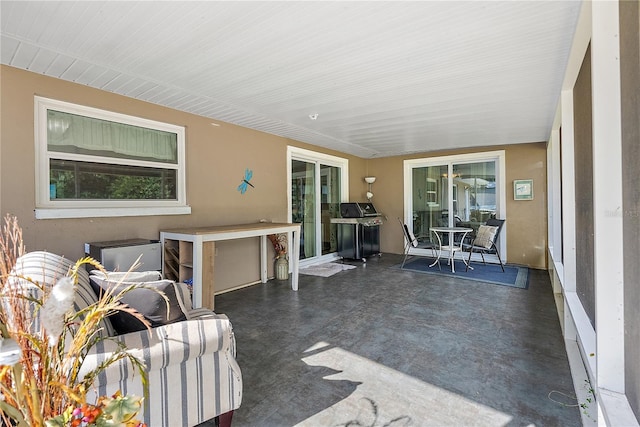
xmin=474 ymin=225 xmax=498 ymax=249
xmin=89 ymin=276 xmax=186 ymax=335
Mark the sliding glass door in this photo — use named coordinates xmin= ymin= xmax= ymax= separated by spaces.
xmin=405 ymin=151 xmax=506 ymax=259
xmin=320 ymin=164 xmax=342 ymax=256
xmin=412 ymin=165 xmax=448 ymax=244
xmin=292 ymin=160 xmax=317 ymax=259
xmin=452 ymin=161 xmax=497 ymax=225
xmin=289 ymin=147 xmax=348 ymax=264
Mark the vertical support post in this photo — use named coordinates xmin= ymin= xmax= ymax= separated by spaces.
xmin=561 ymin=89 xmax=577 ymax=295
xmin=591 ymin=0 xmax=624 ymax=394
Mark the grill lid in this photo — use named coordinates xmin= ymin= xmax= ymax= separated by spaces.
xmin=340 ymin=202 xmax=378 ymax=218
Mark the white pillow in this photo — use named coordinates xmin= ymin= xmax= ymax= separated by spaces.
xmin=90 ymin=270 xmax=162 ymax=283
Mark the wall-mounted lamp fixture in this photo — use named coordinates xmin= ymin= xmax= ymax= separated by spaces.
xmin=364 ymin=176 xmax=376 ymax=201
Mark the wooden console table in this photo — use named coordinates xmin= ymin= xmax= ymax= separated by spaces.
xmin=160 ymin=222 xmax=301 ymax=309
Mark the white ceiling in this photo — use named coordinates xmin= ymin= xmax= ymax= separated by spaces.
xmin=1 ymin=1 xmax=582 ymax=158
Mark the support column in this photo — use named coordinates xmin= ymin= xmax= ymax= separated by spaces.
xmin=560 ymin=89 xmax=577 ymax=295
xmin=591 ymin=0 xmax=624 ymax=395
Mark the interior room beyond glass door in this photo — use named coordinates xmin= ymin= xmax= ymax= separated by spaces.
xmin=412 ymin=165 xmax=448 ymax=244
xmin=320 ymin=164 xmax=341 ymax=255
xmin=452 ymin=161 xmax=497 ymax=234
xmin=291 ymin=160 xmax=316 ymax=259
xmin=411 ymin=160 xmax=498 ymax=244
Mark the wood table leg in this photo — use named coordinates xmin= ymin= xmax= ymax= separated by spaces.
xmin=202 ymin=241 xmax=215 ymax=310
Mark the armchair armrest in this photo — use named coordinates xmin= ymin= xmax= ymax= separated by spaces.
xmin=80 ymin=314 xmax=235 ymax=384
xmin=77 ymin=306 xmax=243 ymax=426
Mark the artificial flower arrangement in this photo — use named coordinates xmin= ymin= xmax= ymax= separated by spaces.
xmin=267 ymin=233 xmax=288 ymax=260
xmin=0 ymin=215 xmax=156 ymax=427
xmin=45 ymin=391 xmax=144 ymax=427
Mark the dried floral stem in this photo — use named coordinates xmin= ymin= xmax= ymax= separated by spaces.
xmin=267 ymin=233 xmax=288 ymax=259
xmin=0 ymin=214 xmax=150 ymax=425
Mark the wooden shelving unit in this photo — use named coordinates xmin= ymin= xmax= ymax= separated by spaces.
xmin=163 ymin=238 xmax=193 ymax=285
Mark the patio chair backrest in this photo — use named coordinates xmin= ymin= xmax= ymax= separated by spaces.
xmin=398 ymin=218 xmax=418 ymax=248
xmin=485 ymin=218 xmax=505 ymax=239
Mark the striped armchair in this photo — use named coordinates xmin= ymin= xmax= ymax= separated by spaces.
xmin=11 ymin=251 xmax=242 ymax=427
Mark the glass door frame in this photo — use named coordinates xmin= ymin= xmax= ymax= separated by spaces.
xmin=287 ymin=146 xmax=349 ymax=267
xmin=403 ymin=150 xmax=507 ymax=262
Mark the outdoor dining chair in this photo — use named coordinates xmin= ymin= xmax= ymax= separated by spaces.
xmin=398 ymin=218 xmax=440 ymax=269
xmin=465 ymin=218 xmax=506 ymax=272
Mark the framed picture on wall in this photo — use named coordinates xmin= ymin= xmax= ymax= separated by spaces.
xmin=514 ymin=179 xmax=533 ymax=200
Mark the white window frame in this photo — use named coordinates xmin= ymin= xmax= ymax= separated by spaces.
xmin=34 ymin=96 xmax=190 ymax=219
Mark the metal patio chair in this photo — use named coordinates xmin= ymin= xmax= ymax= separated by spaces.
xmin=398 ymin=218 xmax=440 ymax=269
xmin=465 ymin=218 xmax=505 ymax=272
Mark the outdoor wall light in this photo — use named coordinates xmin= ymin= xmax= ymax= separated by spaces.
xmin=364 ymin=176 xmax=376 ymax=201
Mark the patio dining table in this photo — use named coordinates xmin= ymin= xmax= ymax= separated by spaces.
xmin=429 ymin=226 xmax=473 ymax=273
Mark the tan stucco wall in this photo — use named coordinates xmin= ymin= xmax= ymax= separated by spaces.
xmin=367 ymin=143 xmax=548 ymax=269
xmin=0 ymin=65 xmax=365 ymax=291
xmin=1 ymin=64 xmax=547 ymax=297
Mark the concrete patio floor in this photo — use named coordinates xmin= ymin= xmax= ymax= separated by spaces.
xmin=203 ymin=253 xmax=582 ymax=426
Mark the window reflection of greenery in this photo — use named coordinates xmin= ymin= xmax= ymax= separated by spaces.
xmin=50 ymin=160 xmax=176 ymax=200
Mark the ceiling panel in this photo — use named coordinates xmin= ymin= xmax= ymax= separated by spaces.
xmin=0 ymin=1 xmax=582 ymax=158
xmin=86 ymin=68 xmax=120 ymax=89
xmin=28 ymin=48 xmax=58 ymax=74
xmin=8 ymin=40 xmax=40 ymax=69
xmin=45 ymin=54 xmax=76 ymax=78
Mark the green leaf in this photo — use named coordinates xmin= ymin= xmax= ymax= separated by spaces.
xmin=44 ymin=415 xmax=67 ymax=427
xmin=101 ymin=394 xmax=143 ymax=423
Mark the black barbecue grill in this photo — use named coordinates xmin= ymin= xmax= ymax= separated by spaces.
xmin=331 ymin=202 xmax=382 ymax=262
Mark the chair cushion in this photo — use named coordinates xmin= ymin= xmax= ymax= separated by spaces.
xmin=474 ymin=225 xmax=499 ymax=249
xmin=89 ymin=275 xmax=187 ymax=335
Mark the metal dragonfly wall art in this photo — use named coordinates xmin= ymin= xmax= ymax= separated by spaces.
xmin=237 ymin=168 xmax=255 ymax=194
